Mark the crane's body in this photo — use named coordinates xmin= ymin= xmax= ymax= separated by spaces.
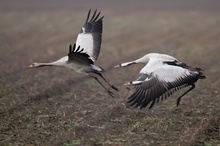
xmin=115 ymin=53 xmax=205 ymax=109
xmin=27 ymin=10 xmax=118 ymax=97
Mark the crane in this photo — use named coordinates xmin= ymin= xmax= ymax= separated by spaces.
xmin=27 ymin=10 xmax=118 ymax=97
xmin=114 ymin=53 xmax=205 ymax=109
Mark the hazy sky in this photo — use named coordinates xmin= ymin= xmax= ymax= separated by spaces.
xmin=1 ymin=0 xmax=220 ymax=11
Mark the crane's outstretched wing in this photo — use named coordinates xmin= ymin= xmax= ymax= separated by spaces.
xmin=127 ymin=65 xmax=200 ymax=109
xmin=75 ymin=9 xmax=104 ymax=62
xmin=163 ymin=60 xmax=204 ymax=72
xmin=68 ymin=44 xmax=93 ymax=65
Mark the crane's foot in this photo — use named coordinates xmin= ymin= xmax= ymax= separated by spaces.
xmin=111 ymin=85 xmax=119 ymax=91
xmin=176 ymin=97 xmax=181 ymax=107
xmin=126 ymin=87 xmax=131 ymax=90
xmin=108 ymin=90 xmax=115 ymax=98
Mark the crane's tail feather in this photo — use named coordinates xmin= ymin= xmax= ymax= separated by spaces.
xmin=91 ymin=65 xmax=104 ymax=72
xmin=196 ymin=68 xmax=206 ymax=79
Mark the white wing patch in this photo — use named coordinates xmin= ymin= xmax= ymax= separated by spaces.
xmin=153 ymin=65 xmax=191 ymax=83
xmin=139 ymin=57 xmax=191 ymax=83
xmin=76 ymin=33 xmax=95 ymax=62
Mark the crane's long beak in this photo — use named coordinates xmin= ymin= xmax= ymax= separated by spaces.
xmin=26 ymin=64 xmax=33 ymax=68
xmin=124 ymin=82 xmax=131 ymax=85
xmin=114 ymin=64 xmax=121 ymax=68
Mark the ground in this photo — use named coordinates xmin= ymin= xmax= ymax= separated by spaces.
xmin=0 ymin=0 xmax=220 ymax=146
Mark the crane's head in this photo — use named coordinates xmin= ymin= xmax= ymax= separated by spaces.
xmin=26 ymin=62 xmax=42 ymax=68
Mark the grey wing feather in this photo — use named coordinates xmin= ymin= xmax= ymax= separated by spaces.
xmin=127 ymin=72 xmax=199 ymax=109
xmin=127 ymin=73 xmax=168 ymax=109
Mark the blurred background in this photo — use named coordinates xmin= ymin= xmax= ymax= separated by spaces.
xmin=0 ymin=0 xmax=220 ymax=145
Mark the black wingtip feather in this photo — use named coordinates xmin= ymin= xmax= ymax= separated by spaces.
xmin=127 ymin=90 xmax=141 ymax=104
xmin=90 ymin=9 xmax=97 ymax=22
xmin=131 ymin=89 xmax=144 ymax=107
xmin=135 ymin=90 xmax=146 ymax=108
xmin=73 ymin=43 xmax=76 ymax=51
xmin=148 ymin=100 xmax=156 ymax=109
xmin=69 ymin=44 xmax=86 ymax=54
xmin=92 ymin=11 xmax=101 ymax=22
xmin=69 ymin=44 xmax=72 ymax=53
xmin=141 ymin=87 xmax=152 ymax=108
xmin=79 ymin=48 xmax=83 ymax=53
xmin=75 ymin=45 xmax=81 ymax=52
xmin=85 ymin=9 xmax=91 ymax=23
xmin=197 ymin=68 xmax=206 ymax=79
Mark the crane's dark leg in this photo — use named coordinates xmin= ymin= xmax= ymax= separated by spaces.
xmin=95 ymin=73 xmax=119 ymax=91
xmin=176 ymin=84 xmax=195 ymax=106
xmin=89 ymin=75 xmax=115 ymax=98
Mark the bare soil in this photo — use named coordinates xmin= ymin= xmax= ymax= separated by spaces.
xmin=0 ymin=1 xmax=220 ymax=146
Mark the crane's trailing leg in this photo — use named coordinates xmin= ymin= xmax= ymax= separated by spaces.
xmin=89 ymin=75 xmax=115 ymax=98
xmin=96 ymin=73 xmax=119 ymax=91
xmin=176 ymin=84 xmax=195 ymax=106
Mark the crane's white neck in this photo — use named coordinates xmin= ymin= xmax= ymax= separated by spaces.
xmin=37 ymin=56 xmax=68 ymax=67
xmin=119 ymin=55 xmax=150 ymax=67
xmin=134 ymin=54 xmax=150 ymax=64
xmin=119 ymin=61 xmax=136 ymax=67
